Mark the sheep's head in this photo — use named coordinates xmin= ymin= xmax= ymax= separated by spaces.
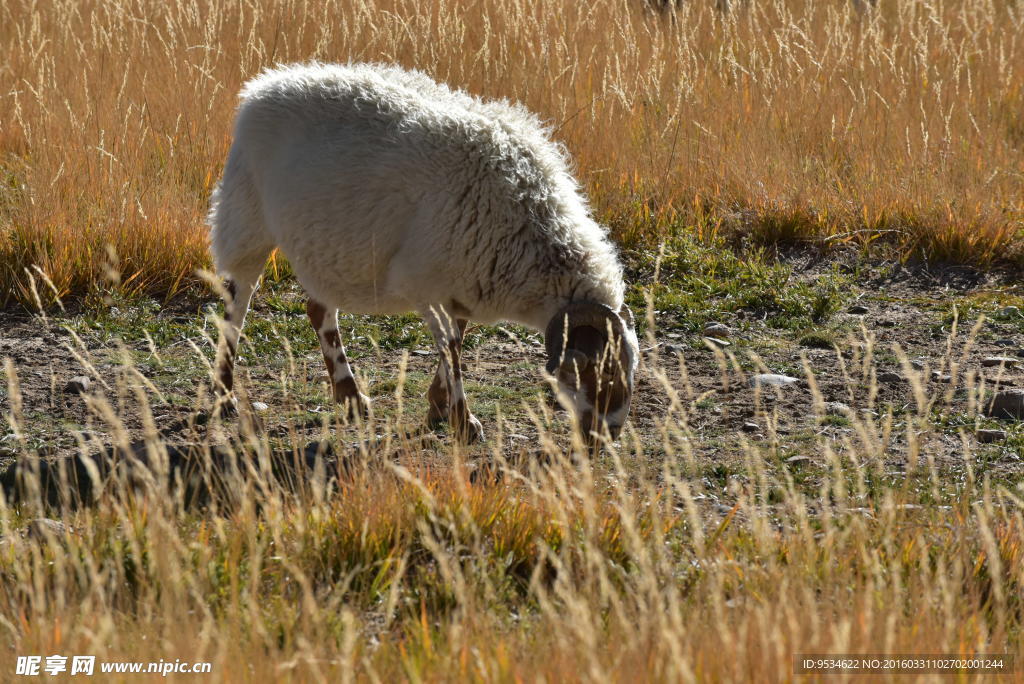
xmin=545 ymin=301 xmax=639 ymax=445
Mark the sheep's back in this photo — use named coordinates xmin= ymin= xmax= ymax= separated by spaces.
xmin=219 ymin=63 xmax=620 ymax=322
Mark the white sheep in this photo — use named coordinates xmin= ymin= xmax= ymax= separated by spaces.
xmin=208 ymin=62 xmax=638 ymax=443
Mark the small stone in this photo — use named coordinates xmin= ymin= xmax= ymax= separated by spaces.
xmin=823 ymin=401 xmax=851 ymax=416
xmin=750 ymin=374 xmax=800 ymax=388
xmin=987 ymin=389 xmax=1024 ymax=419
xmin=994 ymin=339 xmax=1016 ymax=347
xmin=26 ymin=518 xmax=70 ymax=540
xmin=910 ymin=360 xmax=926 ymax=370
xmin=740 ymin=422 xmax=760 ymax=433
xmin=982 ymin=357 xmax=1017 ymax=368
xmin=999 ymin=306 xmax=1020 ymax=318
xmin=877 ymin=371 xmax=904 ymax=384
xmin=412 ymin=349 xmax=434 ymax=356
xmin=251 ymin=401 xmax=270 ymax=412
xmin=847 ymin=304 xmax=869 ymax=315
xmin=703 ymin=322 xmax=731 ymax=338
xmin=977 ymin=429 xmax=1008 ymax=443
xmin=662 ymin=343 xmax=685 ymax=354
xmin=63 ymin=376 xmax=91 ymax=394
xmin=702 ymin=337 xmax=731 ymax=348
xmin=878 ymin=320 xmax=897 ymax=328
xmin=931 ymin=372 xmax=953 ymax=383
xmin=786 ymin=455 xmax=811 ymax=465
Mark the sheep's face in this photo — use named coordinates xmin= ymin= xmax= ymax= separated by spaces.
xmin=546 ymin=303 xmax=639 ymax=445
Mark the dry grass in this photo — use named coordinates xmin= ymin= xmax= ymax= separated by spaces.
xmin=2 ymin=1 xmax=1024 ymax=677
xmin=1 ymin=0 xmax=1023 ymax=306
xmin=2 ymin=301 xmax=1024 ymax=680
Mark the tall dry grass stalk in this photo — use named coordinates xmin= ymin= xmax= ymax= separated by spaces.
xmin=1 ymin=299 xmax=1023 ymax=680
xmin=1 ymin=0 xmax=1022 ymax=306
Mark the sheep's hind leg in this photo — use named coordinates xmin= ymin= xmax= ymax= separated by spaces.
xmin=213 ymin=275 xmax=260 ymax=414
xmin=306 ymin=299 xmax=370 ymax=419
xmin=424 ymin=311 xmax=482 ymax=443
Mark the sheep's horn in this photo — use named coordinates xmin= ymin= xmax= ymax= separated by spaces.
xmin=545 ymin=300 xmax=625 ymax=373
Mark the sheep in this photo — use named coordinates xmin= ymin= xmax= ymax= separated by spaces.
xmin=208 ymin=62 xmax=639 ymax=444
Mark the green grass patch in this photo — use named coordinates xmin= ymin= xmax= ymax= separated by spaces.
xmin=626 ymin=231 xmax=854 ymax=334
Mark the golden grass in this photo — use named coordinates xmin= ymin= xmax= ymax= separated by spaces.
xmin=1 ymin=0 xmax=1023 ymax=306
xmin=2 ymin=306 xmax=1023 ymax=680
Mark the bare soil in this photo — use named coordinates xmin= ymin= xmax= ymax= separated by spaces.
xmin=3 ymin=253 xmax=1024 ymax=495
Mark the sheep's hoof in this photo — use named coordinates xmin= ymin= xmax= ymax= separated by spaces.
xmin=452 ymin=414 xmax=484 ymax=445
xmin=212 ymin=393 xmax=239 ymax=419
xmin=337 ymin=392 xmax=371 ymax=420
xmin=425 ymin=405 xmax=449 ymax=430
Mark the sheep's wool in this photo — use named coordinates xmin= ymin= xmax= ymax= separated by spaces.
xmin=208 ymin=62 xmax=625 ymax=330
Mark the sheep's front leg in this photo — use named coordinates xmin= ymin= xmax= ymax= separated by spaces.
xmin=306 ymin=299 xmax=370 ymax=419
xmin=426 ymin=319 xmax=467 ymax=427
xmin=424 ymin=312 xmax=482 ymax=443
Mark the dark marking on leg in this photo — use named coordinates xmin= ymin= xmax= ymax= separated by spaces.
xmin=336 ymin=376 xmax=358 ymax=399
xmin=323 ymin=356 xmax=337 ymax=386
xmin=215 ymin=278 xmax=239 ymax=395
xmin=217 ymin=355 xmax=235 ymax=394
xmin=426 ymin=369 xmax=449 ymax=427
xmin=306 ymin=299 xmax=326 ymax=331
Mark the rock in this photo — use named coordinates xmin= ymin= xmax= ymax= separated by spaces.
xmin=702 ymin=337 xmax=731 ymax=348
xmin=994 ymin=339 xmax=1016 ymax=347
xmin=823 ymin=401 xmax=851 ymax=416
xmin=847 ymin=304 xmax=869 ymax=315
xmin=987 ymin=390 xmax=1024 ymax=419
xmin=910 ymin=360 xmax=926 ymax=370
xmin=878 ymin=320 xmax=897 ymax=328
xmin=931 ymin=371 xmax=953 ymax=383
xmin=977 ymin=429 xmax=1008 ymax=443
xmin=786 ymin=455 xmax=811 ymax=465
xmin=251 ymin=401 xmax=270 ymax=412
xmin=26 ymin=518 xmax=70 ymax=540
xmin=877 ymin=371 xmax=903 ymax=384
xmin=703 ymin=322 xmax=731 ymax=338
xmin=999 ymin=306 xmax=1020 ymax=318
xmin=740 ymin=422 xmax=760 ymax=433
xmin=63 ymin=376 xmax=91 ymax=394
xmin=662 ymin=343 xmax=685 ymax=355
xmin=750 ymin=374 xmax=800 ymax=388
xmin=412 ymin=349 xmax=434 ymax=356
xmin=982 ymin=357 xmax=1017 ymax=368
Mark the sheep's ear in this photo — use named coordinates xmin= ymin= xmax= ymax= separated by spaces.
xmin=547 ymin=348 xmax=591 ymax=376
xmin=556 ymin=349 xmax=592 ymax=383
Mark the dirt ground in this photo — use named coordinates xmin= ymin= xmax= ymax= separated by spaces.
xmin=3 ymin=251 xmax=1024 ymax=492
